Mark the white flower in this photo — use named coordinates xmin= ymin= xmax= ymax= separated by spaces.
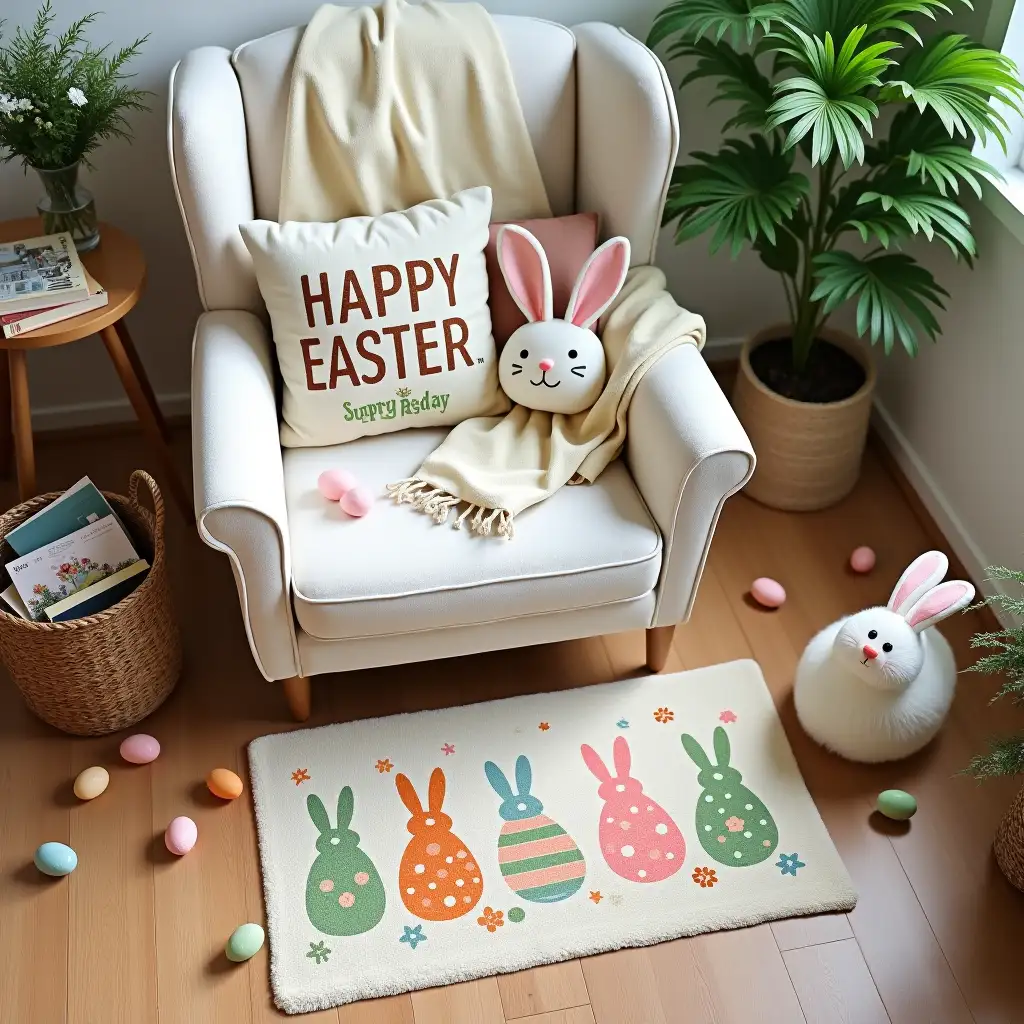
xmin=67 ymin=87 xmax=88 ymax=107
xmin=0 ymin=94 xmax=31 ymax=115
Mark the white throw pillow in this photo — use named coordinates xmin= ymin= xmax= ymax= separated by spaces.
xmin=240 ymin=187 xmax=508 ymax=447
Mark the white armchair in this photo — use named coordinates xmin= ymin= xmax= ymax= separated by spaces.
xmin=169 ymin=15 xmax=755 ymax=721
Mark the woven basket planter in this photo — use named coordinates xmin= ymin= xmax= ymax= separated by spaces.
xmin=994 ymin=784 xmax=1024 ymax=891
xmin=732 ymin=325 xmax=876 ymax=512
xmin=0 ymin=470 xmax=182 ymax=736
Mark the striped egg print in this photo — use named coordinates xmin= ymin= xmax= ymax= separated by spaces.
xmin=484 ymin=755 xmax=586 ymax=904
xmin=498 ymin=813 xmax=586 ymax=903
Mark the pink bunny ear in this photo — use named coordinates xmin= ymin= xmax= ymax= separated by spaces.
xmin=888 ymin=551 xmax=949 ymax=615
xmin=496 ymin=224 xmax=552 ymax=324
xmin=612 ymin=735 xmax=631 ymax=778
xmin=581 ymin=743 xmax=612 ymax=783
xmin=565 ymin=237 xmax=631 ymax=329
xmin=905 ymin=580 xmax=975 ymax=633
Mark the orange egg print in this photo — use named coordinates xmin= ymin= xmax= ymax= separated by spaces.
xmin=395 ymin=767 xmax=483 ymax=922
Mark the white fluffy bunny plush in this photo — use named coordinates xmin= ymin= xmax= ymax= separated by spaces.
xmin=794 ymin=551 xmax=975 ymax=763
xmin=495 ymin=225 xmax=630 ymax=414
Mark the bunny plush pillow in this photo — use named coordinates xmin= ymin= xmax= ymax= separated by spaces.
xmin=495 ymin=225 xmax=631 ymax=415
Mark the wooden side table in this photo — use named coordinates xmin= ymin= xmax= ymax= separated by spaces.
xmin=0 ymin=219 xmax=192 ymax=520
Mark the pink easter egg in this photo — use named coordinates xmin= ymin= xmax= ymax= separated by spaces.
xmin=318 ymin=468 xmax=358 ymax=502
xmin=751 ymin=577 xmax=786 ymax=609
xmin=120 ymin=733 xmax=161 ymax=764
xmin=165 ymin=816 xmax=198 ymax=856
xmin=339 ymin=486 xmax=373 ymax=518
xmin=850 ymin=546 xmax=876 ymax=573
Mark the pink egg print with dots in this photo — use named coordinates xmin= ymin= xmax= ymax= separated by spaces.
xmin=580 ymin=736 xmax=685 ymax=883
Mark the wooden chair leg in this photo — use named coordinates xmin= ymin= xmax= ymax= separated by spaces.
xmin=0 ymin=350 xmax=14 ymax=479
xmin=8 ymin=349 xmax=36 ymax=500
xmin=646 ymin=625 xmax=677 ymax=673
xmin=100 ymin=321 xmax=194 ymax=522
xmin=283 ymin=675 xmax=311 ymax=722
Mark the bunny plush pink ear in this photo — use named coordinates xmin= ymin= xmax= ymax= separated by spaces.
xmin=905 ymin=580 xmax=975 ymax=633
xmin=888 ymin=551 xmax=949 ymax=616
xmin=565 ymin=237 xmax=631 ymax=330
xmin=497 ymin=224 xmax=552 ymax=324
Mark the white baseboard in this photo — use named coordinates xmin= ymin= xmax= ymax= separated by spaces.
xmin=871 ymin=398 xmax=1012 ymax=629
xmin=703 ymin=336 xmax=745 ymax=360
xmin=31 ymin=392 xmax=190 ymax=432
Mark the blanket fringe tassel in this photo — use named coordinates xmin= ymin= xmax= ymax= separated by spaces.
xmin=386 ymin=479 xmax=515 ymax=539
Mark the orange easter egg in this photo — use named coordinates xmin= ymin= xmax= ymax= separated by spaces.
xmin=207 ymin=768 xmax=243 ymax=800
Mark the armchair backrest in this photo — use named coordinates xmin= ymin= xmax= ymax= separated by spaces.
xmin=169 ymin=14 xmax=677 ymax=313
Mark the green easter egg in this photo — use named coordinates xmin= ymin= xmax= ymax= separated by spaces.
xmin=877 ymin=789 xmax=917 ymax=821
xmin=508 ymin=907 xmax=526 ymax=923
xmin=226 ymin=923 xmax=265 ymax=962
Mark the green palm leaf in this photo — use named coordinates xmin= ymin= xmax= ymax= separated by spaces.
xmin=765 ymin=1 xmax=970 ymax=45
xmin=649 ymin=0 xmax=781 ymax=48
xmin=670 ymin=38 xmax=776 ymax=130
xmin=664 ymin=136 xmax=810 ymax=257
xmin=765 ymin=26 xmax=900 ymax=165
xmin=881 ymin=33 xmax=1024 ymax=149
xmin=812 ymin=250 xmax=948 ymax=355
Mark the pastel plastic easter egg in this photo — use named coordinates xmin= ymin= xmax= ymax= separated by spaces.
xmin=74 ymin=766 xmax=109 ymax=801
xmin=877 ymin=789 xmax=917 ymax=821
xmin=120 ymin=733 xmax=160 ymax=764
xmin=165 ymin=816 xmax=198 ymax=856
xmin=35 ymin=841 xmax=78 ymax=877
xmin=207 ymin=768 xmax=243 ymax=801
xmin=339 ymin=486 xmax=373 ymax=518
xmin=751 ymin=577 xmax=786 ymax=609
xmin=850 ymin=546 xmax=876 ymax=573
xmin=318 ymin=468 xmax=358 ymax=502
xmin=225 ymin=923 xmax=265 ymax=963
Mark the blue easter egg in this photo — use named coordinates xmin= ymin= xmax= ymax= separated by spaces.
xmin=35 ymin=841 xmax=77 ymax=877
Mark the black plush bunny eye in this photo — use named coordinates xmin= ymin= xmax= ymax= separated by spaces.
xmin=568 ymin=349 xmax=578 ymax=359
xmin=882 ymin=642 xmax=893 ymax=653
xmin=867 ymin=629 xmax=878 ymax=639
xmin=519 ymin=349 xmax=529 ymax=359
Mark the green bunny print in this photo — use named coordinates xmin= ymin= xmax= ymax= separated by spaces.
xmin=305 ymin=786 xmax=387 ymax=936
xmin=680 ymin=727 xmax=778 ymax=867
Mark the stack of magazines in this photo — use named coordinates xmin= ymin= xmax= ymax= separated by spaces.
xmin=0 ymin=233 xmax=107 ymax=339
xmin=1 ymin=477 xmax=149 ymax=623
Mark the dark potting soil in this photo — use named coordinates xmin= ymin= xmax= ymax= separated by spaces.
xmin=749 ymin=337 xmax=866 ymax=404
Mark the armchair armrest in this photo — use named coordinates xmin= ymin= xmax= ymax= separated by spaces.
xmin=192 ymin=311 xmax=299 ymax=680
xmin=626 ymin=345 xmax=755 ymax=627
xmin=573 ymin=22 xmax=679 ymax=263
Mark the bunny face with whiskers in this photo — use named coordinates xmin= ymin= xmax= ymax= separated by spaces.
xmin=496 ymin=225 xmax=630 ymax=415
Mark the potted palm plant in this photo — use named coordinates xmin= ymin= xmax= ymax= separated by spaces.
xmin=650 ymin=1 xmax=1024 ymax=510
xmin=965 ymin=568 xmax=1024 ymax=891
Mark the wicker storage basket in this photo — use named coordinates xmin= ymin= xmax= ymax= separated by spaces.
xmin=994 ymin=785 xmax=1024 ymax=892
xmin=0 ymin=470 xmax=182 ymax=735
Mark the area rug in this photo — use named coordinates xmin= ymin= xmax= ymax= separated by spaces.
xmin=248 ymin=659 xmax=857 ymax=1013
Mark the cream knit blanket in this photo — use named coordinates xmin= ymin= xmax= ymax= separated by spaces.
xmin=279 ymin=0 xmax=550 ymax=222
xmin=280 ymin=0 xmax=705 ymax=539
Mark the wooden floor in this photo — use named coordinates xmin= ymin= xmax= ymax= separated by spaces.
xmin=2 ymin=425 xmax=1024 ymax=1024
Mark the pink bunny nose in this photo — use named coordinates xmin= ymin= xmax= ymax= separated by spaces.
xmin=538 ymin=358 xmax=555 ymax=372
xmin=863 ymin=645 xmax=878 ymax=660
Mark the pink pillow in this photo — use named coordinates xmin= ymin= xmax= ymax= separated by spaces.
xmin=486 ymin=212 xmax=600 ymax=347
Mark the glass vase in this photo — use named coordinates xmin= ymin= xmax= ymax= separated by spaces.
xmin=32 ymin=163 xmax=100 ymax=253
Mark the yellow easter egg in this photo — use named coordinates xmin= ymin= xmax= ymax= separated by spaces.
xmin=207 ymin=768 xmax=244 ymax=800
xmin=74 ymin=766 xmax=109 ymax=801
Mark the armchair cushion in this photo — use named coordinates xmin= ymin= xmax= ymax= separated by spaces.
xmin=283 ymin=429 xmax=661 ymax=640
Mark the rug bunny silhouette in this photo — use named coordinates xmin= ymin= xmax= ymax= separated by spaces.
xmin=395 ymin=767 xmax=483 ymax=921
xmin=305 ymin=786 xmax=386 ymax=936
xmin=484 ymin=754 xmax=586 ymax=903
xmin=580 ymin=735 xmax=685 ymax=882
xmin=680 ymin=727 xmax=778 ymax=866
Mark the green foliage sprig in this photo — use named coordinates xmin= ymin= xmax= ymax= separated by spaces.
xmin=965 ymin=567 xmax=1024 ymax=780
xmin=0 ymin=2 xmax=149 ymax=171
xmin=649 ymin=0 xmax=1024 ymax=373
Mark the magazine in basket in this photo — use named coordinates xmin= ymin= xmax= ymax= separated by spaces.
xmin=0 ymin=233 xmax=90 ymax=314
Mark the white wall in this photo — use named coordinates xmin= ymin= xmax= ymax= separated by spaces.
xmin=5 ymin=0 xmax=771 ymax=427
